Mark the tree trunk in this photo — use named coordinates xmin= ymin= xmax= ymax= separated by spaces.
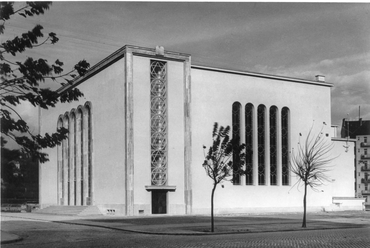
xmin=302 ymin=183 xmax=307 ymax=228
xmin=211 ymin=183 xmax=217 ymax=232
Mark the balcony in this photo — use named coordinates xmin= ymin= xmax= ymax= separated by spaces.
xmin=361 ymin=178 xmax=370 ymax=184
xmin=361 ymin=166 xmax=370 ymax=172
xmin=361 ymin=154 xmax=370 ymax=159
xmin=361 ymin=142 xmax=370 ymax=147
xmin=361 ymin=190 xmax=370 ymax=195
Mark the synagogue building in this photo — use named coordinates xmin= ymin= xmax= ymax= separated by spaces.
xmin=39 ymin=45 xmax=364 ymax=215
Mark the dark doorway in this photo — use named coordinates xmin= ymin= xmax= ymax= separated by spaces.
xmin=152 ymin=190 xmax=167 ymax=214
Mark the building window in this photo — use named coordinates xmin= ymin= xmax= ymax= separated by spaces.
xmin=245 ymin=103 xmax=254 ymax=185
xmin=270 ymin=106 xmax=278 ymax=185
xmin=281 ymin=107 xmax=290 ymax=185
xmin=257 ymin=105 xmax=266 ymax=185
xmin=57 ymin=102 xmax=92 ymax=206
xmin=365 ymin=137 xmax=368 ymax=143
xmin=150 ymin=60 xmax=168 ymax=186
xmin=365 ymin=149 xmax=368 ymax=155
xmin=232 ymin=102 xmax=242 ymax=185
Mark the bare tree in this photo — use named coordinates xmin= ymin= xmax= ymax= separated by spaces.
xmin=291 ymin=123 xmax=335 ymax=228
xmin=202 ymin=122 xmax=245 ymax=232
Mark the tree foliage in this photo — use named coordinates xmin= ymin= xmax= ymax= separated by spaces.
xmin=202 ymin=122 xmax=245 ymax=232
xmin=291 ymin=123 xmax=335 ymax=227
xmin=0 ymin=2 xmax=90 ymax=163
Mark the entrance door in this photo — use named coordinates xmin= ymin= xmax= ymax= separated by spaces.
xmin=152 ymin=191 xmax=167 ymax=214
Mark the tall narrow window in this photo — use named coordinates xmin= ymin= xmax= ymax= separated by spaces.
xmin=57 ymin=103 xmax=92 ymax=206
xmin=63 ymin=115 xmax=70 ymax=205
xmin=270 ymin=106 xmax=277 ymax=185
xmin=70 ymin=112 xmax=76 ymax=206
xmin=150 ymin=60 xmax=168 ymax=186
xmin=86 ymin=104 xmax=92 ymax=202
xmin=57 ymin=118 xmax=63 ymax=205
xmin=257 ymin=105 xmax=266 ymax=185
xmin=281 ymin=107 xmax=290 ymax=185
xmin=245 ymin=103 xmax=254 ymax=185
xmin=78 ymin=108 xmax=84 ymax=205
xmin=232 ymin=102 xmax=241 ymax=185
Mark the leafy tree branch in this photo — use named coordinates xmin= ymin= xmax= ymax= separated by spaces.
xmin=0 ymin=2 xmax=90 ymax=163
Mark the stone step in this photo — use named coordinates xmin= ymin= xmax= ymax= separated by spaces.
xmin=35 ymin=206 xmax=103 ymax=216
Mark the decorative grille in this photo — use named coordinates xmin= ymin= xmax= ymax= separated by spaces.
xmin=232 ymin=102 xmax=241 ymax=185
xmin=270 ymin=106 xmax=277 ymax=185
xmin=245 ymin=103 xmax=254 ymax=185
xmin=150 ymin=60 xmax=168 ymax=186
xmin=281 ymin=107 xmax=290 ymax=185
xmin=257 ymin=105 xmax=265 ymax=185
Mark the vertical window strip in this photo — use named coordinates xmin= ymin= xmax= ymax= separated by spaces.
xmin=257 ymin=105 xmax=265 ymax=185
xmin=70 ymin=113 xmax=76 ymax=206
xmin=79 ymin=109 xmax=84 ymax=205
xmin=87 ymin=105 xmax=92 ymax=201
xmin=282 ymin=107 xmax=290 ymax=185
xmin=270 ymin=106 xmax=277 ymax=185
xmin=245 ymin=103 xmax=254 ymax=185
xmin=57 ymin=118 xmax=63 ymax=205
xmin=232 ymin=102 xmax=241 ymax=185
xmin=57 ymin=103 xmax=92 ymax=206
xmin=150 ymin=60 xmax=168 ymax=186
xmin=63 ymin=116 xmax=70 ymax=205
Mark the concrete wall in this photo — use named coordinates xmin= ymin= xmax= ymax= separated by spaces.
xmin=40 ymin=58 xmax=126 ymax=213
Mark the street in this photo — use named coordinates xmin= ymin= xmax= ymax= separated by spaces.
xmin=2 ymin=215 xmax=370 ymax=248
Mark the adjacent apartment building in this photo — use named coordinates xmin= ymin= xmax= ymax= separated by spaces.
xmin=341 ymin=118 xmax=370 ymax=209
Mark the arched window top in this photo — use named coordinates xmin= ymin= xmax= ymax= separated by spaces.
xmin=257 ymin=104 xmax=266 ymax=111
xmin=84 ymin=101 xmax=92 ymax=111
xmin=270 ymin=105 xmax=278 ymax=111
xmin=70 ymin=109 xmax=76 ymax=119
xmin=282 ymin=106 xmax=290 ymax=113
xmin=57 ymin=116 xmax=63 ymax=128
xmin=232 ymin=101 xmax=241 ymax=107
xmin=245 ymin=103 xmax=254 ymax=108
xmin=63 ymin=112 xmax=70 ymax=119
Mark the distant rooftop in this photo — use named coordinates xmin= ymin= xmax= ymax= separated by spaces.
xmin=341 ymin=119 xmax=370 ymax=138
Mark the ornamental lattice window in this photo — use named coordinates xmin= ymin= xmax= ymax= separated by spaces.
xmin=245 ymin=103 xmax=254 ymax=185
xmin=281 ymin=107 xmax=290 ymax=185
xmin=150 ymin=60 xmax=168 ymax=186
xmin=232 ymin=102 xmax=242 ymax=185
xmin=257 ymin=105 xmax=266 ymax=185
xmin=269 ymin=106 xmax=277 ymax=185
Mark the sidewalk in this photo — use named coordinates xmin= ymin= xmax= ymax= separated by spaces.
xmin=2 ymin=211 xmax=370 ymax=243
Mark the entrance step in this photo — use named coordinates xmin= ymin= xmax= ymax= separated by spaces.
xmin=35 ymin=206 xmax=103 ymax=216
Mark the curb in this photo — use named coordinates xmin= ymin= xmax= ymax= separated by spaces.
xmin=1 ymin=232 xmax=23 ymax=245
xmin=51 ymin=219 xmax=368 ymax=236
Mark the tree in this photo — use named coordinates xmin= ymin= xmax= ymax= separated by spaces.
xmin=202 ymin=122 xmax=245 ymax=232
xmin=290 ymin=123 xmax=335 ymax=228
xmin=0 ymin=2 xmax=90 ymax=163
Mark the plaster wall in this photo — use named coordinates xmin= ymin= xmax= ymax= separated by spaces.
xmin=330 ymin=139 xmax=356 ymax=198
xmin=190 ymin=68 xmax=338 ymax=214
xmin=40 ymin=58 xmax=126 ymax=210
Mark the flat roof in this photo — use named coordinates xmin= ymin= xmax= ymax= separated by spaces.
xmin=57 ymin=45 xmax=334 ymax=94
xmin=192 ymin=64 xmax=333 ymax=87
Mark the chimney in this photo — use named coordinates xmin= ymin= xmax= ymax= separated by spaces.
xmin=315 ymin=75 xmax=325 ymax=82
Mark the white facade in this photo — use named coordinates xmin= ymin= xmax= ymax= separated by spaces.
xmin=39 ymin=45 xmax=360 ymax=215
